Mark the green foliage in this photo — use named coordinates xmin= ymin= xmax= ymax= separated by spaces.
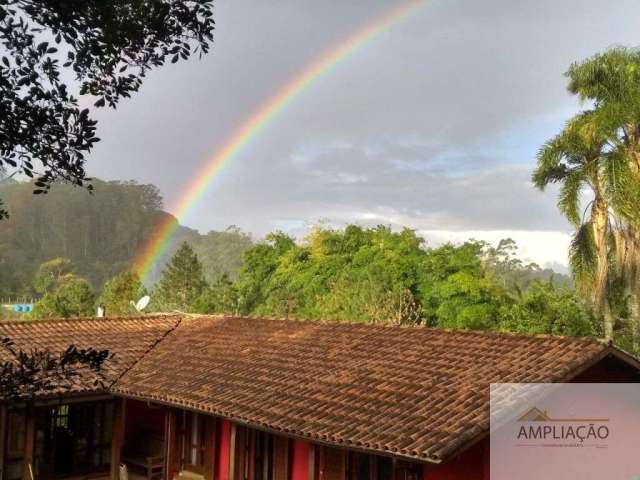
xmin=0 ymin=179 xmax=164 ymax=292
xmin=498 ymin=281 xmax=595 ymax=337
xmin=177 ymin=226 xmax=254 ymax=284
xmin=97 ymin=271 xmax=146 ymax=316
xmin=153 ymin=242 xmax=207 ymax=311
xmin=33 ymin=258 xmax=74 ymax=294
xmin=433 ymin=271 xmax=508 ymax=330
xmin=533 ymin=46 xmax=640 ymax=350
xmin=0 ymin=179 xmax=252 ymax=296
xmin=191 ymin=274 xmax=239 ymax=315
xmin=0 ymin=1 xmax=214 ymax=218
xmin=208 ymin=225 xmax=580 ymax=335
xmin=32 ymin=275 xmax=95 ymax=318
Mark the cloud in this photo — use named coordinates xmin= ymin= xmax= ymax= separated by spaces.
xmin=83 ymin=0 xmax=640 ymax=268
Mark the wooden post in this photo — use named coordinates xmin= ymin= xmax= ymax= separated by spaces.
xmin=110 ymin=399 xmax=126 ymax=480
xmin=203 ymin=417 xmax=216 ymax=480
xmin=308 ymin=444 xmax=316 ymax=480
xmin=21 ymin=406 xmax=34 ymax=480
xmin=272 ymin=437 xmax=289 ymax=480
xmin=163 ymin=408 xmax=173 ymax=480
xmin=228 ymin=424 xmax=237 ymax=480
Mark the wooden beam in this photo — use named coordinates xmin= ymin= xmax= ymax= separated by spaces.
xmin=203 ymin=416 xmax=216 ymax=480
xmin=308 ymin=444 xmax=316 ymax=480
xmin=228 ymin=423 xmax=237 ymax=480
xmin=110 ymin=399 xmax=126 ymax=480
xmin=165 ymin=409 xmax=174 ymax=480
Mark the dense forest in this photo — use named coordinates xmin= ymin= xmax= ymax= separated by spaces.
xmin=0 ymin=178 xmax=253 ymax=298
xmin=3 ymin=180 xmax=630 ymax=350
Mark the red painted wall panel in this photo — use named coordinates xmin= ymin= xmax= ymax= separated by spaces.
xmin=291 ymin=440 xmax=310 ymax=480
xmin=123 ymin=399 xmax=165 ymax=446
xmin=216 ymin=419 xmax=232 ymax=480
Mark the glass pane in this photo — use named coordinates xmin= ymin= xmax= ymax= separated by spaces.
xmin=190 ymin=413 xmax=199 ymax=464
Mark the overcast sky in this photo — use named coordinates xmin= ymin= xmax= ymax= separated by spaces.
xmin=87 ymin=0 xmax=640 ymax=270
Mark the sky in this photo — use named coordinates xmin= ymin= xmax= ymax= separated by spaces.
xmin=88 ymin=0 xmax=640 ymax=271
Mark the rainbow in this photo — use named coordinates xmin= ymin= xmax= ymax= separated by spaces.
xmin=133 ymin=0 xmax=428 ymax=281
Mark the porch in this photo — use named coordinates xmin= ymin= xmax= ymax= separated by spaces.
xmin=112 ymin=398 xmax=427 ymax=480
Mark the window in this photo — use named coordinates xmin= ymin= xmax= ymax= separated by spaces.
xmin=184 ymin=411 xmax=206 ymax=470
xmin=253 ymin=431 xmax=274 ymax=480
xmin=54 ymin=405 xmax=69 ymax=428
xmin=33 ymin=401 xmax=114 ymax=477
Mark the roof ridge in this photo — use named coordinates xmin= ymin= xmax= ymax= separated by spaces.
xmin=182 ymin=314 xmax=607 ymax=345
xmin=108 ymin=315 xmax=185 ymax=390
xmin=0 ymin=313 xmax=180 ymax=326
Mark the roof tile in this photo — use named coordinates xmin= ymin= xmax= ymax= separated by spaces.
xmin=113 ymin=315 xmax=608 ymax=462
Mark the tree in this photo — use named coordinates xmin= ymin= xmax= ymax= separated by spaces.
xmin=153 ymin=242 xmax=207 ymax=311
xmin=191 ymin=274 xmax=239 ymax=315
xmin=565 ymin=47 xmax=640 ymax=349
xmin=534 ymin=47 xmax=640 ymax=349
xmin=0 ymin=0 xmax=215 ymax=219
xmin=32 ymin=274 xmax=95 ymax=318
xmin=33 ymin=257 xmax=74 ymax=294
xmin=498 ymin=280 xmax=596 ymax=337
xmin=432 ymin=270 xmax=509 ymax=331
xmin=533 ymin=111 xmax=614 ymax=338
xmin=0 ymin=338 xmax=110 ymax=402
xmin=97 ymin=270 xmax=146 ymax=316
xmin=0 ymin=179 xmax=251 ymax=293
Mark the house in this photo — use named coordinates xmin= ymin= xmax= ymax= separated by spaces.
xmin=0 ymin=314 xmax=638 ymax=480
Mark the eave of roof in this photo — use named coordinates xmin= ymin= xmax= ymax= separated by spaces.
xmin=111 ymin=315 xmax=626 ymax=464
xmin=0 ymin=314 xmax=182 ymax=401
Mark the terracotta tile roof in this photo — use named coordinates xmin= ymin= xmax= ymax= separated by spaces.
xmin=113 ymin=315 xmax=610 ymax=463
xmin=0 ymin=315 xmax=181 ymax=398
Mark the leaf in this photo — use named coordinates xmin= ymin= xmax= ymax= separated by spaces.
xmin=94 ymin=97 xmax=105 ymax=108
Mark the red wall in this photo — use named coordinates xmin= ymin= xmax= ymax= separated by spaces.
xmin=216 ymin=419 xmax=232 ymax=480
xmin=124 ymin=399 xmax=165 ymax=447
xmin=291 ymin=440 xmax=310 ymax=480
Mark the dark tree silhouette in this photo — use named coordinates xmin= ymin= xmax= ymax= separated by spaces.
xmin=0 ymin=0 xmax=215 ymax=218
xmin=0 ymin=337 xmax=112 ymax=402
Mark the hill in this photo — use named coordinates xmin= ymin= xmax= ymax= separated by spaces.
xmin=0 ymin=179 xmax=252 ymax=297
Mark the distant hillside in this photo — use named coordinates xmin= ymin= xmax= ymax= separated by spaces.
xmin=0 ymin=179 xmax=252 ymax=296
xmin=143 ymin=224 xmax=253 ymax=286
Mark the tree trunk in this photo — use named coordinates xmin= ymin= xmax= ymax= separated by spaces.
xmin=624 ymin=229 xmax=640 ymax=351
xmin=591 ymin=195 xmax=612 ymax=339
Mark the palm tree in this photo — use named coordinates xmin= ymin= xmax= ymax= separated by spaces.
xmin=533 ymin=111 xmax=615 ymax=338
xmin=566 ymin=47 xmax=640 ymax=348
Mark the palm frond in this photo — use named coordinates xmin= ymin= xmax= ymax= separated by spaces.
xmin=569 ymin=222 xmax=597 ymax=295
xmin=557 ymin=170 xmax=585 ymax=226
